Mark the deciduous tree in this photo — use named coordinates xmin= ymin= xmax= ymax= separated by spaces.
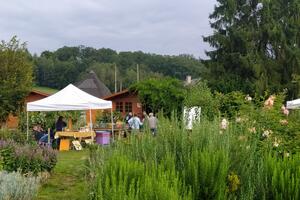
xmin=0 ymin=36 xmax=33 ymax=124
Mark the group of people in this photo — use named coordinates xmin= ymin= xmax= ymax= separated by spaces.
xmin=125 ymin=111 xmax=158 ymax=135
xmin=32 ymin=112 xmax=156 ymax=146
xmin=32 ymin=116 xmax=67 ymax=146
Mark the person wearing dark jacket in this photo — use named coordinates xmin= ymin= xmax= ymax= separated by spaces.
xmin=56 ymin=116 xmax=67 ymax=131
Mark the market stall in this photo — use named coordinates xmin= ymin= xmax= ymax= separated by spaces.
xmin=26 ymin=84 xmax=113 ymax=147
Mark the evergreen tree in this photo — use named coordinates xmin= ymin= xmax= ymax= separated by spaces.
xmin=204 ymin=0 xmax=300 ymax=97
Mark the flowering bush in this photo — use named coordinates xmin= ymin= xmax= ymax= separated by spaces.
xmin=0 ymin=140 xmax=57 ymax=174
xmin=0 ymin=171 xmax=39 ymax=200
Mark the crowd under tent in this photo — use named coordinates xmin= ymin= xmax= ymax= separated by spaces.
xmin=26 ymin=84 xmax=113 ymax=141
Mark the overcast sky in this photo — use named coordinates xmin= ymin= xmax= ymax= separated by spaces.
xmin=0 ymin=0 xmax=216 ymax=59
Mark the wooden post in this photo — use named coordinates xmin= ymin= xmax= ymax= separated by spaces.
xmin=26 ymin=111 xmax=29 ymax=141
xmin=114 ymin=64 xmax=117 ymax=93
xmin=137 ymin=64 xmax=140 ymax=82
xmin=48 ymin=128 xmax=50 ymax=145
xmin=89 ymin=109 xmax=94 ymax=142
xmin=111 ymin=108 xmax=114 ymax=142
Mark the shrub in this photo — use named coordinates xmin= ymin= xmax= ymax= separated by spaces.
xmin=87 ymin=109 xmax=300 ymax=199
xmin=0 ymin=128 xmax=28 ymax=144
xmin=0 ymin=171 xmax=39 ymax=200
xmin=0 ymin=140 xmax=57 ymax=174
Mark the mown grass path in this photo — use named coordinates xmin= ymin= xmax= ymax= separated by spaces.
xmin=36 ymin=150 xmax=89 ymax=200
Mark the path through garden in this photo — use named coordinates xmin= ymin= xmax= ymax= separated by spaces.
xmin=36 ymin=150 xmax=89 ymax=200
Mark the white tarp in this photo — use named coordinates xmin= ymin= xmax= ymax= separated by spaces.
xmin=286 ymin=99 xmax=300 ymax=109
xmin=27 ymin=84 xmax=112 ymax=111
xmin=183 ymin=107 xmax=201 ymax=130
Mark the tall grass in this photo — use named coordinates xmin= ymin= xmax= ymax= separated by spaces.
xmin=87 ymin=116 xmax=300 ymax=199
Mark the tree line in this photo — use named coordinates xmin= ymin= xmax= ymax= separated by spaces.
xmin=33 ymin=46 xmax=204 ymax=91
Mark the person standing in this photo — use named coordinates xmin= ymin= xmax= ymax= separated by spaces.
xmin=128 ymin=113 xmax=143 ymax=133
xmin=148 ymin=113 xmax=158 ymax=136
xmin=56 ymin=116 xmax=67 ymax=131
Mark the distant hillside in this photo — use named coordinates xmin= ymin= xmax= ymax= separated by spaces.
xmin=33 ymin=46 xmax=204 ymax=91
xmin=33 ymin=85 xmax=58 ymax=95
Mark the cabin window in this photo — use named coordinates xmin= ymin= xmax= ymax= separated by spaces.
xmin=116 ymin=102 xmax=123 ymax=112
xmin=125 ymin=102 xmax=132 ymax=112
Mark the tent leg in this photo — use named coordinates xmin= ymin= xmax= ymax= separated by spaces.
xmin=48 ymin=128 xmax=50 ymax=146
xmin=26 ymin=111 xmax=29 ymax=141
xmin=89 ymin=109 xmax=93 ymax=142
xmin=111 ymin=108 xmax=114 ymax=142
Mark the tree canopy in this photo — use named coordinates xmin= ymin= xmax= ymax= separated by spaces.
xmin=33 ymin=46 xmax=204 ymax=91
xmin=204 ymin=0 xmax=300 ymax=98
xmin=130 ymin=78 xmax=186 ymax=117
xmin=0 ymin=36 xmax=33 ymax=123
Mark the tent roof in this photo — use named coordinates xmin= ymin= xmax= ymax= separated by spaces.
xmin=27 ymin=84 xmax=112 ymax=112
xmin=286 ymin=98 xmax=300 ymax=109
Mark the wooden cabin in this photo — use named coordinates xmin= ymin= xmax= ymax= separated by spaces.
xmin=104 ymin=89 xmax=143 ymax=118
xmin=6 ymin=90 xmax=51 ymax=129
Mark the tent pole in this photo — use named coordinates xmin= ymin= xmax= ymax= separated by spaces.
xmin=111 ymin=108 xmax=114 ymax=142
xmin=26 ymin=111 xmax=29 ymax=141
xmin=89 ymin=109 xmax=93 ymax=142
xmin=48 ymin=128 xmax=50 ymax=146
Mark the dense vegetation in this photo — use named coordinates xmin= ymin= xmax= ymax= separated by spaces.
xmin=33 ymin=46 xmax=204 ymax=91
xmin=204 ymin=0 xmax=300 ymax=98
xmin=0 ymin=37 xmax=33 ymax=124
xmin=88 ymin=115 xmax=300 ymax=200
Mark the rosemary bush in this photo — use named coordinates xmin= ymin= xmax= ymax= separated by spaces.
xmin=0 ymin=171 xmax=39 ymax=200
xmin=87 ymin=116 xmax=300 ymax=200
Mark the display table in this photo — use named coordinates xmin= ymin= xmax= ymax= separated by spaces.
xmin=55 ymin=131 xmax=95 ymax=139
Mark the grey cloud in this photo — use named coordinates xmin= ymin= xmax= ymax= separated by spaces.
xmin=0 ymin=0 xmax=216 ymax=58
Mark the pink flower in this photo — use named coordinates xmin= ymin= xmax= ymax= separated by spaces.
xmin=264 ymin=95 xmax=275 ymax=108
xmin=283 ymin=108 xmax=289 ymax=116
xmin=281 ymin=105 xmax=289 ymax=116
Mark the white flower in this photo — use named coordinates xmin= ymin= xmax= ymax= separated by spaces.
xmin=236 ymin=117 xmax=242 ymax=123
xmin=220 ymin=118 xmax=228 ymax=130
xmin=273 ymin=137 xmax=280 ymax=147
xmin=245 ymin=95 xmax=252 ymax=101
xmin=262 ymin=130 xmax=272 ymax=138
xmin=285 ymin=152 xmax=290 ymax=157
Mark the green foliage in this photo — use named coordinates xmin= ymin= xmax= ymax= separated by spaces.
xmin=130 ymin=78 xmax=186 ymax=116
xmin=18 ymin=111 xmax=82 ymax=132
xmin=87 ymin=113 xmax=300 ymax=200
xmin=204 ymin=0 xmax=300 ymax=97
xmin=0 ymin=171 xmax=40 ymax=200
xmin=0 ymin=36 xmax=33 ymax=123
xmin=0 ymin=128 xmax=28 ymax=144
xmin=34 ymin=46 xmax=204 ymax=91
xmin=0 ymin=141 xmax=57 ymax=174
xmin=184 ymin=81 xmax=219 ymax=120
xmin=217 ymin=91 xmax=248 ymax=119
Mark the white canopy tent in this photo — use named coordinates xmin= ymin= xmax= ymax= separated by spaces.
xmin=26 ymin=84 xmax=113 ymax=141
xmin=286 ymin=99 xmax=300 ymax=109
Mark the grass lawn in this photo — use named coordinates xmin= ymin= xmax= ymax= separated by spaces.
xmin=33 ymin=85 xmax=59 ymax=95
xmin=36 ymin=150 xmax=89 ymax=200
